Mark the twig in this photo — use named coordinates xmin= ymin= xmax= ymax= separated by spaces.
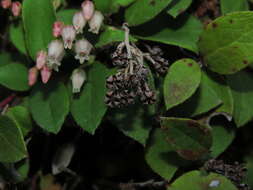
xmin=0 ymin=94 xmax=16 ymax=109
xmin=119 ymin=179 xmax=167 ymax=189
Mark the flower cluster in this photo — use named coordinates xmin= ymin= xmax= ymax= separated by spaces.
xmin=28 ymin=0 xmax=104 ymax=93
xmin=0 ymin=0 xmax=21 ymax=17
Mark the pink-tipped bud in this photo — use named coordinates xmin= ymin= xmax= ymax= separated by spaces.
xmin=1 ymin=0 xmax=11 ymax=9
xmin=28 ymin=67 xmax=39 ymax=86
xmin=47 ymin=40 xmax=65 ymax=71
xmin=41 ymin=66 xmax=52 ymax=84
xmin=53 ymin=21 xmax=64 ymax=38
xmin=81 ymin=0 xmax=94 ymax=20
xmin=61 ymin=25 xmax=76 ymax=49
xmin=36 ymin=50 xmax=47 ymax=70
xmin=11 ymin=1 xmax=21 ymax=17
xmin=73 ymin=11 xmax=86 ymax=34
xmin=71 ymin=68 xmax=86 ymax=93
xmin=88 ymin=11 xmax=104 ymax=34
xmin=74 ymin=39 xmax=93 ymax=64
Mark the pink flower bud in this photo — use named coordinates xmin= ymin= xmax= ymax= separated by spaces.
xmin=88 ymin=11 xmax=104 ymax=34
xmin=81 ymin=0 xmax=94 ymax=20
xmin=41 ymin=66 xmax=52 ymax=84
xmin=28 ymin=67 xmax=38 ymax=86
xmin=73 ymin=11 xmax=86 ymax=34
xmin=36 ymin=50 xmax=47 ymax=70
xmin=47 ymin=40 xmax=65 ymax=71
xmin=74 ymin=39 xmax=93 ymax=64
xmin=53 ymin=21 xmax=64 ymax=38
xmin=61 ymin=25 xmax=76 ymax=49
xmin=11 ymin=1 xmax=21 ymax=17
xmin=71 ymin=69 xmax=86 ymax=93
xmin=1 ymin=0 xmax=11 ymax=9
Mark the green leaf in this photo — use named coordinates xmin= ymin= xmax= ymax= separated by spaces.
xmin=110 ymin=104 xmax=153 ymax=145
xmin=227 ymin=71 xmax=253 ymax=127
xmin=163 ymin=58 xmax=201 ymax=110
xmin=0 ymin=63 xmax=29 ymax=91
xmin=210 ymin=125 xmax=235 ymax=158
xmin=0 ymin=116 xmax=27 ymax=163
xmin=0 ymin=52 xmax=11 ymax=67
xmin=198 ymin=11 xmax=253 ymax=74
xmin=133 ymin=14 xmax=202 ymax=53
xmin=161 ymin=117 xmax=212 ymax=160
xmin=167 ymin=0 xmax=192 ymax=18
xmin=203 ymin=72 xmax=234 ymax=115
xmin=9 ymin=22 xmax=27 ymax=55
xmin=94 ymin=0 xmax=135 ymax=14
xmin=71 ymin=63 xmax=112 ymax=134
xmin=125 ymin=0 xmax=173 ymax=26
xmin=220 ymin=0 xmax=249 ymax=15
xmin=23 ymin=0 xmax=56 ymax=59
xmin=56 ymin=9 xmax=77 ymax=25
xmin=145 ymin=129 xmax=179 ymax=179
xmin=169 ymin=170 xmax=237 ymax=190
xmin=95 ymin=26 xmax=137 ymax=48
xmin=29 ymin=81 xmax=70 ymax=133
xmin=170 ymin=71 xmax=223 ymax=117
xmin=6 ymin=106 xmax=33 ymax=137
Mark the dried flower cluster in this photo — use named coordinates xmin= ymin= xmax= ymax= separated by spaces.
xmin=105 ymin=25 xmax=156 ymax=108
xmin=28 ymin=0 xmax=104 ymax=93
xmin=0 ymin=0 xmax=21 ymax=17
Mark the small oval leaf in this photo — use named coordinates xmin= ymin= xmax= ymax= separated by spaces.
xmin=163 ymin=58 xmax=201 ymax=110
xmin=29 ymin=81 xmax=70 ymax=133
xmin=23 ymin=0 xmax=56 ymax=59
xmin=0 ymin=63 xmax=29 ymax=91
xmin=198 ymin=11 xmax=253 ymax=74
xmin=0 ymin=116 xmax=27 ymax=162
xmin=161 ymin=117 xmax=212 ymax=160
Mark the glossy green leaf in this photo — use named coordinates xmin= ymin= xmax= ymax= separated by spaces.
xmin=203 ymin=72 xmax=234 ymax=115
xmin=133 ymin=15 xmax=203 ymax=53
xmin=167 ymin=0 xmax=192 ymax=18
xmin=145 ymin=129 xmax=179 ymax=179
xmin=220 ymin=0 xmax=249 ymax=15
xmin=163 ymin=58 xmax=201 ymax=110
xmin=56 ymin=9 xmax=77 ymax=25
xmin=29 ymin=81 xmax=70 ymax=133
xmin=0 ymin=116 xmax=27 ymax=162
xmin=0 ymin=63 xmax=29 ymax=91
xmin=23 ymin=0 xmax=56 ymax=59
xmin=169 ymin=170 xmax=237 ymax=190
xmin=9 ymin=22 xmax=27 ymax=55
xmin=161 ymin=117 xmax=212 ymax=160
xmin=171 ymin=72 xmax=222 ymax=117
xmin=71 ymin=63 xmax=113 ymax=134
xmin=210 ymin=125 xmax=235 ymax=158
xmin=125 ymin=0 xmax=173 ymax=26
xmin=94 ymin=0 xmax=135 ymax=14
xmin=198 ymin=11 xmax=253 ymax=74
xmin=110 ymin=104 xmax=153 ymax=145
xmin=227 ymin=71 xmax=253 ymax=127
xmin=95 ymin=26 xmax=137 ymax=48
xmin=6 ymin=106 xmax=33 ymax=137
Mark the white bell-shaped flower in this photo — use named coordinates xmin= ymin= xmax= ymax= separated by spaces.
xmin=61 ymin=25 xmax=76 ymax=49
xmin=74 ymin=38 xmax=93 ymax=64
xmin=73 ymin=11 xmax=86 ymax=34
xmin=81 ymin=0 xmax=95 ymax=20
xmin=71 ymin=68 xmax=86 ymax=93
xmin=47 ymin=40 xmax=65 ymax=71
xmin=88 ymin=11 xmax=104 ymax=34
